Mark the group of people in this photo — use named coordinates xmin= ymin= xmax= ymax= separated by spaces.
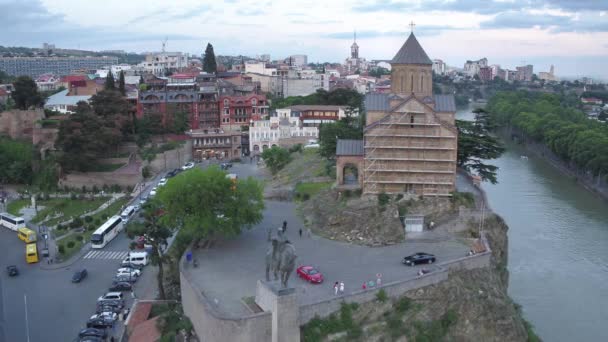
xmin=333 ymin=281 xmax=345 ymax=295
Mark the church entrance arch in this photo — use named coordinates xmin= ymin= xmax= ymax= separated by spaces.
xmin=342 ymin=164 xmax=359 ymax=185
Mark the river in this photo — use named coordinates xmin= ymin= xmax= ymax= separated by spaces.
xmin=457 ymin=106 xmax=608 ymax=342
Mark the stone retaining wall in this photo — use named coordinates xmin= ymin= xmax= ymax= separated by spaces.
xmin=147 ymin=140 xmax=192 ymax=174
xmin=60 ymin=172 xmax=141 ymax=189
xmin=180 ymin=257 xmax=272 ymax=342
xmin=180 ymin=230 xmax=492 ymax=340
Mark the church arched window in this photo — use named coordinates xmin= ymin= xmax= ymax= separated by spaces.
xmin=421 ymin=74 xmax=424 ymax=92
xmin=411 ymin=74 xmax=414 ymax=92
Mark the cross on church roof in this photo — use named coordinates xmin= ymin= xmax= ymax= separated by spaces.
xmin=409 ymin=21 xmax=415 ymax=33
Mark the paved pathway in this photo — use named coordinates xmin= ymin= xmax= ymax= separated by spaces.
xmin=187 ymin=163 xmax=470 ymax=317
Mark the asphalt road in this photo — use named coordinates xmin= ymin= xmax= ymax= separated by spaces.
xmin=0 ymin=170 xmax=167 ymax=342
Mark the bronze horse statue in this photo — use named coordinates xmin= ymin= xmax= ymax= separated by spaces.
xmin=265 ymin=237 xmax=297 ymax=288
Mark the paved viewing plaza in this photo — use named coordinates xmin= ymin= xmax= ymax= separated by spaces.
xmin=185 ymin=163 xmax=471 ymax=317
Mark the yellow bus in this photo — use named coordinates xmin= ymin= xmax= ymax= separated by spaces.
xmin=26 ymin=243 xmax=39 ymax=264
xmin=17 ymin=227 xmax=37 ymax=243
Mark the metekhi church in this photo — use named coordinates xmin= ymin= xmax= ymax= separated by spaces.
xmin=336 ymin=32 xmax=458 ymax=197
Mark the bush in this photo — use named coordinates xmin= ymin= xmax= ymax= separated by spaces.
xmin=376 ymin=289 xmax=388 ymax=302
xmin=289 ymin=144 xmax=303 ymax=153
xmin=396 ymin=194 xmax=404 ymax=201
xmin=302 ymin=193 xmax=310 ymax=201
xmin=142 ymin=165 xmax=151 ymax=179
xmin=66 ymin=240 xmax=75 ymax=248
xmin=111 ymin=184 xmax=121 ymax=193
xmin=92 ymin=185 xmax=99 ymax=193
xmin=56 ymin=224 xmax=65 ymax=231
xmin=58 ymin=244 xmax=65 ymax=254
xmin=70 ymin=192 xmax=77 ymax=200
xmin=395 ymin=296 xmax=412 ymax=313
xmin=94 ymin=218 xmax=101 ymax=226
xmin=70 ymin=216 xmax=83 ymax=229
xmin=84 ymin=215 xmax=93 ymax=223
xmin=378 ymin=192 xmax=390 ymax=206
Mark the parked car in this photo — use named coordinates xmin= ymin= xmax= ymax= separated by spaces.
xmin=182 ymin=162 xmax=195 ymax=170
xmin=116 ymin=269 xmax=140 ymax=278
xmin=139 ymin=196 xmax=148 ymax=206
xmin=72 ymin=269 xmax=88 ymax=283
xmin=149 ymin=187 xmax=157 ymax=197
xmin=86 ymin=316 xmax=113 ymax=329
xmin=97 ymin=292 xmax=123 ymax=302
xmin=112 ymin=274 xmax=137 ymax=284
xmin=117 ymin=268 xmax=141 ymax=277
xmin=133 ymin=204 xmax=141 ymax=212
xmin=220 ymin=162 xmax=233 ymax=170
xmin=296 ymin=265 xmax=324 ymax=283
xmin=76 ymin=336 xmax=104 ymax=342
xmin=6 ymin=265 xmax=18 ymax=277
xmin=109 ymin=281 xmax=132 ymax=292
xmin=96 ymin=299 xmax=124 ymax=310
xmin=78 ymin=328 xmax=107 ymax=339
xmin=158 ymin=178 xmax=168 ymax=186
xmin=96 ymin=304 xmax=122 ymax=314
xmin=304 ymin=143 xmax=320 ymax=149
xmin=402 ymin=252 xmax=436 ymax=266
xmin=120 ymin=261 xmax=144 ymax=270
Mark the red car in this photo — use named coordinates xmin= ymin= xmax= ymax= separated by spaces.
xmin=296 ymin=266 xmax=324 ymax=283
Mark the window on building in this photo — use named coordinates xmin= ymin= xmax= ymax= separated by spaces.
xmin=410 ymin=114 xmax=415 ymax=128
xmin=224 ymin=99 xmax=229 ymax=106
xmin=252 ymin=98 xmax=257 ymax=106
xmin=410 ymin=74 xmax=414 ymax=92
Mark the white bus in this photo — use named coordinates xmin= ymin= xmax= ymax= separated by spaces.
xmin=0 ymin=212 xmax=26 ymax=231
xmin=120 ymin=206 xmax=136 ymax=222
xmin=91 ymin=215 xmax=123 ymax=249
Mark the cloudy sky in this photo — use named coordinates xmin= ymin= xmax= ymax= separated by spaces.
xmin=1 ymin=0 xmax=607 ymax=79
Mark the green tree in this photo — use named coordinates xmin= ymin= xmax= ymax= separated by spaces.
xmin=318 ymin=121 xmax=363 ymax=159
xmin=118 ymin=70 xmax=126 ymax=96
xmin=203 ymin=43 xmax=217 ymax=73
xmin=0 ymin=137 xmax=33 ymax=184
xmin=157 ymin=166 xmax=264 ymax=244
xmin=456 ymin=108 xmax=505 ymax=184
xmin=0 ymin=70 xmax=15 ymax=84
xmin=11 ymin=76 xmax=43 ymax=109
xmin=89 ymin=89 xmax=129 ymax=117
xmin=105 ymin=70 xmax=115 ymax=90
xmin=127 ymin=201 xmax=174 ymax=299
xmin=56 ymin=108 xmax=123 ymax=172
xmin=261 ymin=146 xmax=292 ymax=174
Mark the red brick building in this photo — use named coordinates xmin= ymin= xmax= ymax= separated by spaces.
xmin=479 ymin=66 xmax=493 ymax=81
xmin=219 ymin=94 xmax=269 ymax=130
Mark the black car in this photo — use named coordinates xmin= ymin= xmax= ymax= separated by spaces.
xmin=78 ymin=328 xmax=107 ymax=339
xmin=72 ymin=269 xmax=88 ymax=283
xmin=77 ymin=336 xmax=103 ymax=342
xmin=112 ymin=274 xmax=137 ymax=284
xmin=7 ymin=265 xmax=18 ymax=277
xmin=109 ymin=281 xmax=132 ymax=292
xmin=86 ymin=317 xmax=113 ymax=329
xmin=96 ymin=299 xmax=124 ymax=310
xmin=402 ymin=252 xmax=436 ymax=266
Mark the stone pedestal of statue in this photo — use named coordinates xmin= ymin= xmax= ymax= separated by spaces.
xmin=256 ymin=280 xmax=300 ymax=342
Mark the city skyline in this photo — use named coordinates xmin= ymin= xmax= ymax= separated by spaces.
xmin=1 ymin=0 xmax=607 ymax=79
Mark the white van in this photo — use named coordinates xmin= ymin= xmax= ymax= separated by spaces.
xmin=121 ymin=251 xmax=149 ymax=267
xmin=120 ymin=206 xmax=135 ymax=222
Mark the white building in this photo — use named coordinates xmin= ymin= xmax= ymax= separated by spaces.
xmin=245 ymin=62 xmax=278 ymax=76
xmin=35 ymin=74 xmax=60 ymax=91
xmin=432 ymin=59 xmax=446 ymax=75
xmin=138 ymin=52 xmax=189 ymax=76
xmin=249 ymin=117 xmax=319 ymax=154
xmin=44 ymin=89 xmax=91 ymax=114
xmin=111 ymin=64 xmax=132 ymax=76
xmin=287 ymin=55 xmax=308 ymax=67
xmin=463 ymin=58 xmax=488 ymax=77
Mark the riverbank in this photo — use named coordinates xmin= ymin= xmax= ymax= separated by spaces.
xmin=504 ymin=127 xmax=608 ymax=201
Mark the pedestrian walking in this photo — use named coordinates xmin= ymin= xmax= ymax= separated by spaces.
xmin=333 ymin=282 xmax=339 ymax=295
xmin=131 ymin=290 xmax=136 ymax=299
xmin=377 ymin=277 xmax=382 ymax=286
xmin=299 ymin=228 xmax=302 ymax=238
xmin=307 ymin=228 xmax=312 ymax=238
xmin=282 ymin=220 xmax=288 ymax=233
xmin=339 ymin=281 xmax=345 ymax=295
xmin=362 ymin=282 xmax=367 ymax=290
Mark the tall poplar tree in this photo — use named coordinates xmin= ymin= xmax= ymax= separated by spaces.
xmin=202 ymin=43 xmax=217 ymax=73
xmin=118 ymin=71 xmax=126 ymax=95
xmin=105 ymin=70 xmax=115 ymax=90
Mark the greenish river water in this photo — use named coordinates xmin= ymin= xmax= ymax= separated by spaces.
xmin=457 ymin=107 xmax=608 ymax=342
